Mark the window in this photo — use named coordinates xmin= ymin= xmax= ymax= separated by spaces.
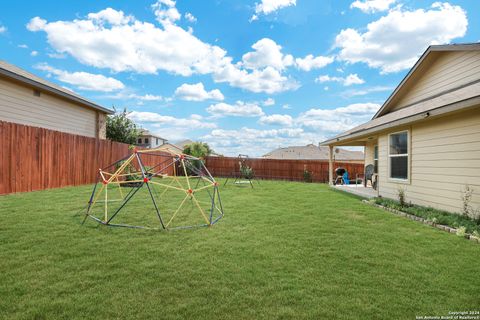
xmin=156 ymin=138 xmax=159 ymax=145
xmin=374 ymin=145 xmax=378 ymax=174
xmin=389 ymin=131 xmax=408 ymax=180
xmin=145 ymin=138 xmax=149 ymax=144
xmin=138 ymin=138 xmax=142 ymax=144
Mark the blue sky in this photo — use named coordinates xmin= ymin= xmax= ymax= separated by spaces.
xmin=1 ymin=0 xmax=479 ymax=156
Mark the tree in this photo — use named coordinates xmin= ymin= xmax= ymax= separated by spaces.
xmin=106 ymin=108 xmax=139 ymax=144
xmin=183 ymin=142 xmax=212 ymax=159
xmin=182 ymin=142 xmax=213 ymax=175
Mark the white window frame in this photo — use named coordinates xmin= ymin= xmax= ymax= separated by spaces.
xmin=388 ymin=130 xmax=410 ymax=183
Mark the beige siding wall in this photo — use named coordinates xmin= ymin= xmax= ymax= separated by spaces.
xmin=364 ymin=141 xmax=375 ymax=166
xmin=377 ymin=108 xmax=480 ymax=213
xmin=0 ymin=77 xmax=99 ymax=138
xmin=392 ymin=51 xmax=480 ymax=111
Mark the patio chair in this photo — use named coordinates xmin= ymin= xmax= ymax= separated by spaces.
xmin=356 ymin=164 xmax=376 ymax=189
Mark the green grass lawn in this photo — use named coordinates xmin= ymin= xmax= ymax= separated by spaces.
xmin=1 ymin=180 xmax=479 ymax=319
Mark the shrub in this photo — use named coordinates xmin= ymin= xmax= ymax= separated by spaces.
xmin=303 ymin=166 xmax=312 ymax=183
xmin=115 ymin=160 xmax=140 ymax=183
xmin=240 ymin=165 xmax=254 ymax=180
xmin=456 ymin=226 xmax=466 ymax=237
xmin=462 ymin=185 xmax=473 ymax=217
xmin=473 ymin=230 xmax=480 ymax=240
xmin=374 ymin=197 xmax=480 ymax=235
xmin=397 ymin=187 xmax=406 ymax=207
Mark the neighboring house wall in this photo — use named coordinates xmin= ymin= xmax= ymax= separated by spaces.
xmin=377 ymin=108 xmax=480 ymax=213
xmin=391 ymin=51 xmax=480 ymax=112
xmin=136 ymin=136 xmax=166 ymax=148
xmin=0 ymin=77 xmax=103 ymax=138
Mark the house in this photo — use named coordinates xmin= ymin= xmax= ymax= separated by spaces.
xmin=161 ymin=142 xmax=184 ymax=154
xmin=136 ymin=129 xmax=168 ymax=148
xmin=263 ymin=144 xmax=364 ymax=163
xmin=175 ymin=139 xmax=194 ymax=151
xmin=320 ymin=43 xmax=480 ymax=214
xmin=0 ymin=60 xmax=112 ymax=138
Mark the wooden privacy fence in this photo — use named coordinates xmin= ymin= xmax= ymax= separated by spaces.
xmin=0 ymin=121 xmax=173 ymax=195
xmin=204 ymin=156 xmax=364 ymax=183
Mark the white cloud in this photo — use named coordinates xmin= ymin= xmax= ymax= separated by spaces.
xmin=202 ymin=126 xmax=311 ymax=157
xmin=27 ymin=7 xmax=298 ymax=94
xmin=201 ymin=102 xmax=381 ymax=155
xmin=47 ymin=52 xmax=66 ymax=59
xmin=295 ymin=54 xmax=334 ymax=71
xmin=105 ymin=92 xmax=164 ymax=101
xmin=350 ymin=0 xmax=396 ymax=13
xmin=315 ymin=73 xmax=365 ymax=86
xmin=0 ymin=25 xmax=6 ymax=34
xmin=184 ymin=12 xmax=197 ymax=23
xmin=152 ymin=0 xmax=181 ymax=26
xmin=27 ymin=13 xmax=219 ymax=76
xmin=26 ymin=17 xmax=46 ymax=31
xmin=207 ymin=101 xmax=264 ymax=117
xmin=175 ymin=82 xmax=224 ymax=101
xmin=87 ymin=8 xmax=133 ymax=25
xmin=213 ymin=64 xmax=299 ymax=94
xmin=263 ymin=98 xmax=275 ymax=106
xmin=35 ymin=63 xmax=125 ymax=92
xmin=254 ymin=0 xmax=296 ymax=16
xmin=131 ymin=94 xmax=163 ymax=101
xmin=128 ymin=111 xmax=216 ymax=129
xmin=335 ymin=2 xmax=468 ymax=73
xmin=342 ymin=85 xmax=394 ymax=97
xmin=259 ymin=114 xmax=293 ymax=126
xmin=30 ymin=51 xmax=39 ymax=57
xmin=242 ymin=38 xmax=294 ymax=71
xmin=18 ymin=44 xmax=28 ymax=49
xmin=296 ymin=103 xmax=380 ymax=132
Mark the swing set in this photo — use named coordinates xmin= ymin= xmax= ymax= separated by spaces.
xmin=223 ymin=154 xmax=259 ymax=188
xmin=83 ymin=145 xmax=224 ymax=230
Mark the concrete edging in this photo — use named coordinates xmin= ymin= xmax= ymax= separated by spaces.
xmin=362 ymin=200 xmax=480 ymax=244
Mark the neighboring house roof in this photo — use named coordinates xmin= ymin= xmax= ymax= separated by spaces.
xmin=320 ymin=43 xmax=480 ymax=146
xmin=138 ymin=129 xmax=168 ymax=141
xmin=0 ymin=60 xmax=113 ymax=114
xmin=263 ymin=144 xmax=364 ymax=160
xmin=162 ymin=142 xmax=183 ymax=153
xmin=175 ymin=139 xmax=194 ymax=150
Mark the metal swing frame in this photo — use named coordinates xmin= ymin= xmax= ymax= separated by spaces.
xmin=224 ymin=154 xmax=260 ymax=188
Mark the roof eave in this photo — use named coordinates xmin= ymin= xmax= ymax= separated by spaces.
xmin=372 ymin=43 xmax=480 ymax=119
xmin=320 ymin=95 xmax=480 ymax=146
xmin=371 ymin=46 xmax=433 ymax=119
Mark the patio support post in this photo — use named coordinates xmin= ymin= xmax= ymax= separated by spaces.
xmin=328 ymin=145 xmax=334 ymax=185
